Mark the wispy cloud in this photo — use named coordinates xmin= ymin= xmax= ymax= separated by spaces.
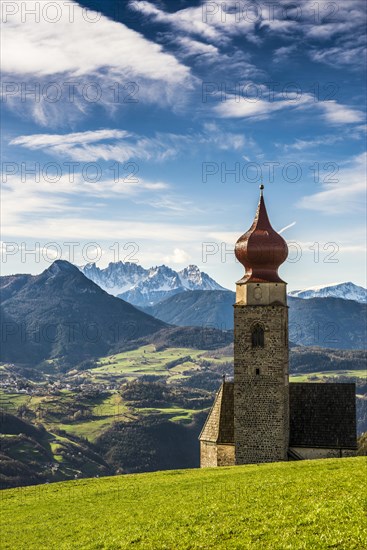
xmin=310 ymin=45 xmax=366 ymax=68
xmin=298 ymin=152 xmax=367 ymax=214
xmin=279 ymin=125 xmax=367 ymax=151
xmin=1 ymin=172 xmax=170 ymax=235
xmin=280 ymin=135 xmax=343 ymax=151
xmin=279 ymin=222 xmax=296 ymax=234
xmin=273 ymin=45 xmax=297 ymax=64
xmin=214 ymin=91 xmax=364 ymax=126
xmin=10 ymin=125 xmax=251 ymax=162
xmin=129 ymin=1 xmax=260 ymax=46
xmin=321 ymin=102 xmax=365 ymax=125
xmin=10 ymin=129 xmax=177 ymax=163
xmin=1 ymin=172 xmax=211 ymax=244
xmin=10 ymin=130 xmax=130 ymax=149
xmin=172 ymin=36 xmax=219 ymax=58
xmin=163 ymin=248 xmax=191 ymax=264
xmin=1 ymin=0 xmax=193 ymax=125
xmin=2 ymin=1 xmax=190 ymax=83
xmin=214 ymin=94 xmax=310 ymax=120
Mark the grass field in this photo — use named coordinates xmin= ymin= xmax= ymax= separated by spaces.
xmin=92 ymin=345 xmax=217 ymax=383
xmin=1 ymin=457 xmax=366 ymax=550
xmin=290 ymin=371 xmax=366 ymax=382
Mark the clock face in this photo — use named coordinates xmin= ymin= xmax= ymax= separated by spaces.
xmin=253 ymin=287 xmax=262 ymax=301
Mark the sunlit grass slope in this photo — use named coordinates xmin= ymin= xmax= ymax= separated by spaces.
xmin=1 ymin=457 xmax=366 ymax=549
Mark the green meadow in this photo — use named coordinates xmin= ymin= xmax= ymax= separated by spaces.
xmin=290 ymin=371 xmax=366 ymax=382
xmin=1 ymin=457 xmax=366 ymax=550
xmin=93 ymin=345 xmax=220 ymax=383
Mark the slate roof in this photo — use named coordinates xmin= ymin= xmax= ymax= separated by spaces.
xmin=200 ymin=381 xmax=357 ymax=449
xmin=289 ymin=382 xmax=357 ymax=449
xmin=199 ymin=382 xmax=234 ymax=444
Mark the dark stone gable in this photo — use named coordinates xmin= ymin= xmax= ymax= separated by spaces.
xmin=289 ymin=383 xmax=357 ymax=449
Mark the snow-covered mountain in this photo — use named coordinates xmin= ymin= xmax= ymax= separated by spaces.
xmin=288 ymin=282 xmax=367 ymax=303
xmin=80 ymin=262 xmax=227 ymax=307
xmin=81 ymin=263 xmax=366 ymax=307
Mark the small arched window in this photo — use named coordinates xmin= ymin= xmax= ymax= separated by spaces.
xmin=251 ymin=323 xmax=264 ymax=348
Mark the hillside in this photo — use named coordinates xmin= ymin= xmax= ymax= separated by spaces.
xmin=145 ymin=290 xmax=234 ymax=329
xmin=0 ymin=260 xmax=166 ymax=367
xmin=287 ymin=296 xmax=366 ymax=349
xmin=0 ymin=412 xmax=111 ymax=489
xmin=144 ymin=291 xmax=367 ymax=349
xmin=1 ymin=458 xmax=366 ymax=549
xmin=1 ymin=342 xmax=365 ymax=482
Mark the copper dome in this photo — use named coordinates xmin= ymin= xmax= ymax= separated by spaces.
xmin=235 ymin=187 xmax=288 ymax=283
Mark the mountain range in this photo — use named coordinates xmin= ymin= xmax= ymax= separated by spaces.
xmin=288 ymin=282 xmax=367 ymax=303
xmin=81 ymin=262 xmax=226 ymax=307
xmin=1 ymin=261 xmax=365 ymax=368
xmin=143 ymin=290 xmax=366 ymax=350
xmin=0 ymin=260 xmax=166 ymax=367
xmin=0 ymin=261 xmax=233 ymax=367
xmin=81 ymin=262 xmax=366 ymax=306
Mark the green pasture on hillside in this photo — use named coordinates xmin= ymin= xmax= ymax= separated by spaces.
xmin=1 ymin=457 xmax=366 ymax=549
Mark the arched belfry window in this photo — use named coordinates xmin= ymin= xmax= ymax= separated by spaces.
xmin=251 ymin=323 xmax=264 ymax=348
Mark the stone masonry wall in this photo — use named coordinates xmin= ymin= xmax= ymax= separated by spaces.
xmin=234 ymin=300 xmax=289 ymax=464
xmin=217 ymin=445 xmax=235 ymax=466
xmin=200 ymin=441 xmax=217 ymax=467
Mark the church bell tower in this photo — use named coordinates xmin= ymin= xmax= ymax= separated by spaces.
xmin=234 ymin=185 xmax=289 ymax=464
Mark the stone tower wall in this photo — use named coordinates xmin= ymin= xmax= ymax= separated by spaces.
xmin=234 ymin=287 xmax=289 ymax=464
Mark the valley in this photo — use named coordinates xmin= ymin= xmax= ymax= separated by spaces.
xmin=1 ymin=342 xmax=366 ymax=488
xmin=1 ymin=261 xmax=366 ymax=488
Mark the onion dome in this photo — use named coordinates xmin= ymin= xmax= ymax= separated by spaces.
xmin=235 ymin=185 xmax=288 ymax=283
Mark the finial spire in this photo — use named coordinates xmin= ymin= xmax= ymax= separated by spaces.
xmin=235 ymin=187 xmax=288 ymax=283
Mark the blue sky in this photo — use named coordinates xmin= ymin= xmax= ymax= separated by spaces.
xmin=1 ymin=0 xmax=366 ymax=290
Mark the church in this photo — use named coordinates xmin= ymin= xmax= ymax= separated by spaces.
xmin=199 ymin=186 xmax=357 ymax=466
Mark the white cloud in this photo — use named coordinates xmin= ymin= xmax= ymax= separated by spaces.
xmin=173 ymin=37 xmax=219 ymax=57
xmin=298 ymin=152 xmax=367 ymax=214
xmin=147 ymin=197 xmax=203 ymax=214
xmin=130 ymin=0 xmax=366 ymax=68
xmin=273 ymin=45 xmax=297 ymax=64
xmin=310 ymin=46 xmax=366 ymax=68
xmin=10 ymin=129 xmax=177 ymax=163
xmin=2 ymin=215 xmax=210 ymax=243
xmin=163 ymin=248 xmax=191 ymax=264
xmin=214 ymin=91 xmax=364 ymax=127
xmin=281 ymin=135 xmax=343 ymax=151
xmin=321 ymin=102 xmax=365 ymax=125
xmin=10 ymin=130 xmax=130 ymax=149
xmin=1 ymin=172 xmax=170 ymax=234
xmin=214 ymin=92 xmax=314 ymax=119
xmin=279 ymin=222 xmax=296 ymax=234
xmin=280 ymin=126 xmax=367 ymax=151
xmin=1 ymin=1 xmax=190 ymax=83
xmin=1 ymin=0 xmax=193 ymax=124
xmin=1 ymin=169 xmax=209 ymax=245
xmin=129 ymin=1 xmax=260 ymax=45
xmin=10 ymin=125 xmax=251 ymax=163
